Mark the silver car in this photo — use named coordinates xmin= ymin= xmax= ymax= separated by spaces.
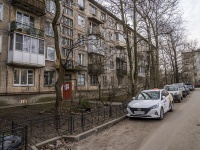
xmin=164 ymin=84 xmax=183 ymax=103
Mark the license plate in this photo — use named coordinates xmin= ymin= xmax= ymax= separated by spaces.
xmin=134 ymin=111 xmax=145 ymax=115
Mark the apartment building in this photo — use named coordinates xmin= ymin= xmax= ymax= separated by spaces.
xmin=182 ymin=50 xmax=200 ymax=84
xmin=0 ymin=0 xmax=149 ymax=101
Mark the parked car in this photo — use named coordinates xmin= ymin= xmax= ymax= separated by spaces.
xmin=127 ymin=89 xmax=174 ymax=120
xmin=173 ymin=83 xmax=187 ymax=98
xmin=164 ymin=84 xmax=183 ymax=103
xmin=185 ymin=86 xmax=190 ymax=95
xmin=185 ymin=83 xmax=195 ymax=91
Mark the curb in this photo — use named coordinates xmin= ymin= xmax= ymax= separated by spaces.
xmin=30 ymin=115 xmax=127 ymax=149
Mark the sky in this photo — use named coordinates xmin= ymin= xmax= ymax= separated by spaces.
xmin=179 ymin=0 xmax=200 ymax=47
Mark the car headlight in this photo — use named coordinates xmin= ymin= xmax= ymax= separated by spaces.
xmin=149 ymin=103 xmax=159 ymax=109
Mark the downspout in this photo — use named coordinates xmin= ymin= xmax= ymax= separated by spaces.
xmin=6 ymin=2 xmax=11 ymax=95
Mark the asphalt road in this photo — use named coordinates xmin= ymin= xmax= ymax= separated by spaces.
xmin=72 ymin=88 xmax=200 ymax=150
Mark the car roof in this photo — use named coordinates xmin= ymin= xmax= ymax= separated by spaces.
xmin=143 ymin=89 xmax=163 ymax=92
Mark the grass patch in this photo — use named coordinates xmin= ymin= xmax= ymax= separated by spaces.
xmin=0 ymin=101 xmax=10 ymax=107
xmin=38 ymin=96 xmax=56 ymax=103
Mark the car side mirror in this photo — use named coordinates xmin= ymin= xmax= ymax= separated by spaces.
xmin=132 ymin=97 xmax=135 ymax=100
xmin=162 ymin=96 xmax=166 ymax=100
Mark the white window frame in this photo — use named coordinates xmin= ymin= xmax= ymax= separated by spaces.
xmin=0 ymin=3 xmax=3 ymax=21
xmin=13 ymin=68 xmax=34 ymax=86
xmin=78 ymin=74 xmax=85 ymax=86
xmin=46 ymin=47 xmax=55 ymax=61
xmin=78 ymin=53 xmax=84 ymax=66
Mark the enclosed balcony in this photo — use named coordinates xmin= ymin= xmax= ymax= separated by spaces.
xmin=115 ymin=40 xmax=126 ymax=49
xmin=88 ymin=64 xmax=104 ymax=75
xmin=10 ymin=21 xmax=44 ymax=38
xmin=10 ymin=0 xmax=45 ymax=16
xmin=8 ymin=33 xmax=45 ymax=67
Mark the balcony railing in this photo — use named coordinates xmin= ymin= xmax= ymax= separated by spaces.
xmin=116 ymin=69 xmax=127 ymax=76
xmin=88 ymin=64 xmax=104 ymax=74
xmin=10 ymin=21 xmax=44 ymax=38
xmin=10 ymin=0 xmax=45 ymax=16
xmin=115 ymin=40 xmax=126 ymax=49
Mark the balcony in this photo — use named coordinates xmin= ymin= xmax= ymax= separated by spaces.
xmin=10 ymin=0 xmax=45 ymax=16
xmin=88 ymin=15 xmax=104 ymax=24
xmin=10 ymin=21 xmax=44 ymax=38
xmin=88 ymin=64 xmax=104 ymax=75
xmin=87 ymin=27 xmax=102 ymax=37
xmin=116 ymin=69 xmax=127 ymax=76
xmin=115 ymin=40 xmax=126 ymax=49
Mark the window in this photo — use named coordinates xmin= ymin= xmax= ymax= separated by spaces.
xmin=101 ymin=13 xmax=106 ymax=21
xmin=31 ymin=38 xmax=38 ymax=53
xmin=62 ymin=16 xmax=73 ymax=27
xmin=78 ymin=34 xmax=84 ymax=45
xmin=62 ymin=37 xmax=73 ymax=47
xmin=104 ymin=60 xmax=107 ymax=70
xmin=0 ymin=4 xmax=3 ymax=20
xmin=65 ymin=0 xmax=73 ymax=6
xmin=109 ymin=17 xmax=114 ymax=26
xmin=44 ymin=71 xmax=55 ymax=86
xmin=91 ymin=75 xmax=98 ymax=85
xmin=62 ymin=48 xmax=72 ymax=58
xmin=109 ymin=32 xmax=115 ymax=41
xmin=46 ymin=47 xmax=55 ymax=61
xmin=45 ymin=21 xmax=54 ymax=36
xmin=103 ymin=76 xmax=107 ymax=86
xmin=64 ymin=74 xmax=71 ymax=82
xmin=15 ymin=33 xmax=44 ymax=54
xmin=16 ymin=12 xmax=34 ymax=27
xmin=78 ymin=74 xmax=85 ymax=86
xmin=39 ymin=40 xmax=44 ymax=54
xmin=23 ymin=36 xmax=31 ymax=52
xmin=78 ymin=15 xmax=85 ymax=27
xmin=65 ymin=7 xmax=73 ymax=16
xmin=0 ymin=34 xmax=2 ymax=53
xmin=16 ymin=34 xmax=23 ymax=51
xmin=78 ymin=53 xmax=84 ymax=66
xmin=78 ymin=0 xmax=84 ymax=8
xmin=90 ymin=5 xmax=97 ymax=15
xmin=110 ymin=61 xmax=114 ymax=70
xmin=46 ymin=0 xmax=56 ymax=14
xmin=14 ymin=69 xmax=34 ymax=86
xmin=62 ymin=26 xmax=73 ymax=37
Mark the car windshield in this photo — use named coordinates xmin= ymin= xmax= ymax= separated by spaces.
xmin=135 ymin=91 xmax=160 ymax=100
xmin=165 ymin=86 xmax=178 ymax=91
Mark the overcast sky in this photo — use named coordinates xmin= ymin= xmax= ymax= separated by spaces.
xmin=179 ymin=0 xmax=200 ymax=47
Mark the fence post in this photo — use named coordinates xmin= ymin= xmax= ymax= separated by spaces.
xmin=24 ymin=125 xmax=28 ymax=150
xmin=81 ymin=113 xmax=84 ymax=131
xmin=109 ymin=106 xmax=112 ymax=117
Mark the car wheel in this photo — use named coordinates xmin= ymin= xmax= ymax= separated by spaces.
xmin=159 ymin=108 xmax=164 ymax=120
xmin=181 ymin=96 xmax=183 ymax=100
xmin=178 ymin=98 xmax=181 ymax=103
xmin=169 ymin=102 xmax=174 ymax=112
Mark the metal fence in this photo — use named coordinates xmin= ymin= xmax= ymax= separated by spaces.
xmin=0 ymin=122 xmax=28 ymax=150
xmin=1 ymin=104 xmax=126 ymax=147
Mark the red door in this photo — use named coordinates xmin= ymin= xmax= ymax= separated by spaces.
xmin=63 ymin=82 xmax=72 ymax=100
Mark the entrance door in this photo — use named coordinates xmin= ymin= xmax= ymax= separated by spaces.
xmin=63 ymin=82 xmax=72 ymax=100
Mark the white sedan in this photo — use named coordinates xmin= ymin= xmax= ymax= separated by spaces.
xmin=127 ymin=89 xmax=174 ymax=119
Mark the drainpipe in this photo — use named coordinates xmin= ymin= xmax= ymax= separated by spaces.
xmin=6 ymin=3 xmax=11 ymax=95
xmin=38 ymin=68 xmax=41 ymax=93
